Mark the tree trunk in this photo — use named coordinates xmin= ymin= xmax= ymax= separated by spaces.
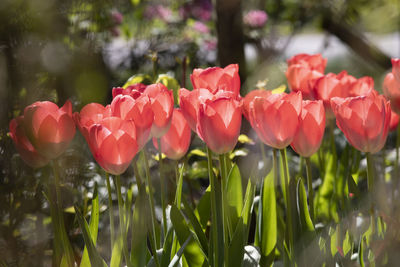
xmin=216 ymin=0 xmax=247 ymax=83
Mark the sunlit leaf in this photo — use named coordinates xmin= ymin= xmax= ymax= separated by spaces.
xmin=122 ymin=74 xmax=152 ymax=88
xmin=226 ymin=164 xmax=243 ymax=234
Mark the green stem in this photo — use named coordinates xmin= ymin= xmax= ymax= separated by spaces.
xmin=280 ymin=148 xmax=294 ymax=260
xmin=105 ymin=172 xmax=115 ymax=249
xmin=132 ymin=158 xmax=143 ymax=191
xmin=305 ymin=157 xmax=315 ymax=223
xmin=52 ymin=160 xmax=74 ymax=267
xmin=115 ymin=175 xmax=131 ymax=267
xmin=366 ymin=152 xmax=376 ymax=236
xmin=219 ymin=154 xmax=230 ymax=265
xmin=207 ymin=148 xmax=224 ymax=267
xmin=142 ymin=150 xmax=161 ymax=267
xmin=157 ymin=138 xmax=168 ymax=238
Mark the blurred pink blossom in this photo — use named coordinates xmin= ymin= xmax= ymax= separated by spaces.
xmin=193 ymin=21 xmax=209 ymax=33
xmin=111 ymin=11 xmax=123 ymax=25
xmin=243 ymin=10 xmax=268 ymax=28
xmin=144 ymin=5 xmax=173 ymax=23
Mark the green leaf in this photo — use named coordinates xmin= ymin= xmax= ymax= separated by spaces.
xmin=330 ymin=226 xmax=338 ymax=257
xmin=110 ymin=234 xmax=123 ymax=267
xmin=226 ymin=164 xmax=243 ymax=234
xmin=315 ymin=152 xmax=339 ymax=222
xmin=130 ymin=185 xmax=150 ymax=267
xmin=74 ymin=206 xmax=108 ymax=267
xmin=80 ymin=183 xmax=100 ymax=267
xmin=358 ymin=236 xmax=365 ymax=267
xmin=343 ymin=230 xmax=352 ymax=257
xmin=181 ymin=198 xmax=209 ymax=256
xmin=161 ymin=227 xmax=175 ymax=267
xmin=296 ymin=179 xmax=315 ymax=232
xmin=196 ymin=186 xmax=211 ymax=230
xmin=228 ymin=219 xmax=245 ymax=267
xmin=175 ymin=164 xmax=185 ymax=208
xmin=258 ymin=170 xmax=277 ymax=265
xmin=347 ymin=175 xmax=360 ymax=198
xmin=122 ymin=74 xmax=152 ymax=88
xmin=170 ymin=205 xmax=206 ymax=267
xmin=237 ymin=134 xmax=255 ymax=145
xmin=241 ymin=179 xmax=255 ymax=243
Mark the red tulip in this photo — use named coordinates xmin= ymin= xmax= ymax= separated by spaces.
xmin=87 ymin=117 xmax=138 ymax=175
xmin=390 ymin=110 xmax=399 ymax=132
xmin=347 ymin=76 xmax=374 ymax=97
xmin=313 ymin=73 xmax=346 ymax=117
xmin=286 ymin=64 xmax=323 ymax=99
xmin=290 ymin=100 xmax=325 ymax=157
xmin=391 ymin=58 xmax=400 ymax=82
xmin=153 ymin=108 xmax=191 ymax=160
xmin=179 ymin=88 xmax=214 ymax=132
xmin=9 ymin=117 xmax=50 ymax=168
xmin=191 ymin=64 xmax=241 ymax=96
xmin=287 ymin=53 xmax=327 ymax=73
xmin=197 ymin=92 xmax=242 ymax=154
xmin=383 ymin=69 xmax=400 ymax=115
xmin=242 ymin=89 xmax=271 ymax=121
xmin=22 ymin=101 xmax=76 ymax=159
xmin=143 ymin=83 xmax=174 ymax=138
xmin=112 ymin=83 xmax=147 ymax=99
xmin=249 ymin=92 xmax=302 ymax=149
xmin=74 ymin=103 xmax=112 ymax=140
xmin=111 ymin=94 xmax=153 ymax=150
xmin=331 ymin=91 xmax=391 ymax=153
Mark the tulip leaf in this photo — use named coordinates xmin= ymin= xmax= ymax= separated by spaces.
xmin=242 ymin=179 xmax=256 ymax=243
xmin=258 ymin=169 xmax=277 ymax=265
xmin=196 ymin=186 xmax=211 ymax=230
xmin=188 ymin=149 xmax=207 ymax=158
xmin=226 ymin=164 xmax=243 ymax=234
xmin=74 ymin=205 xmax=108 ymax=267
xmin=343 ymin=230 xmax=352 ymax=257
xmin=80 ymin=183 xmax=100 ymax=267
xmin=122 ymin=74 xmax=152 ymax=88
xmin=170 ymin=205 xmax=206 ymax=267
xmin=227 ymin=218 xmax=245 ymax=267
xmin=130 ymin=185 xmax=150 ymax=267
xmin=182 ymin=198 xmax=209 ymax=256
xmin=110 ymin=234 xmax=123 ymax=267
xmin=161 ymin=227 xmax=175 ymax=267
xmin=358 ymin=236 xmax=365 ymax=267
xmin=175 ymin=164 xmax=185 ymax=208
xmin=296 ymin=178 xmax=315 ymax=232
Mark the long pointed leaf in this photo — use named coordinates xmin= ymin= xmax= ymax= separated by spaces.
xmin=80 ymin=183 xmax=100 ymax=267
xmin=226 ymin=164 xmax=243 ymax=234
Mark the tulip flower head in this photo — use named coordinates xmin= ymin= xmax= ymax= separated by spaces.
xmin=242 ymin=89 xmax=271 ymax=121
xmin=9 ymin=117 xmax=50 ymax=168
xmin=143 ymin=83 xmax=174 ymax=138
xmin=383 ymin=60 xmax=400 ymax=115
xmin=197 ymin=91 xmax=242 ymax=154
xmin=287 ymin=53 xmax=327 ymax=73
xmin=87 ymin=117 xmax=138 ymax=175
xmin=291 ymin=100 xmax=325 ymax=157
xmin=153 ymin=108 xmax=191 ymax=160
xmin=111 ymin=94 xmax=154 ymax=150
xmin=286 ymin=64 xmax=323 ymax=99
xmin=112 ymin=83 xmax=147 ymax=99
xmin=331 ymin=91 xmax=391 ymax=154
xmin=74 ymin=103 xmax=112 ymax=140
xmin=179 ymin=88 xmax=214 ymax=132
xmin=22 ymin=101 xmax=76 ymax=159
xmin=191 ymin=64 xmax=241 ymax=96
xmin=249 ymin=91 xmax=302 ymax=149
xmin=389 ymin=110 xmax=400 ymax=132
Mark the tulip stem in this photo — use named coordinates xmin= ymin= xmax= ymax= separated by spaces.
xmin=132 ymin=158 xmax=143 ymax=191
xmin=115 ymin=175 xmax=131 ymax=267
xmin=157 ymin=138 xmax=168 ymax=239
xmin=51 ymin=160 xmax=74 ymax=266
xmin=366 ymin=152 xmax=376 ymax=236
xmin=105 ymin=172 xmax=115 ymax=249
xmin=219 ymin=153 xmax=230 ymax=263
xmin=207 ymin=147 xmax=224 ymax=267
xmin=305 ymin=157 xmax=315 ymax=223
xmin=280 ymin=148 xmax=294 ymax=260
xmin=142 ymin=150 xmax=161 ymax=267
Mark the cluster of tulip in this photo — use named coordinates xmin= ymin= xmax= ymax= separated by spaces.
xmin=8 ymin=53 xmax=400 ymax=266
